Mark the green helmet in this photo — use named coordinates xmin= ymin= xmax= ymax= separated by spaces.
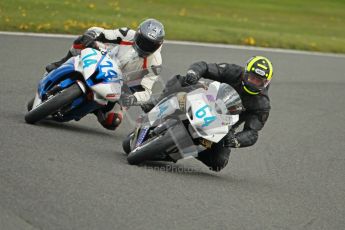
xmin=242 ymin=56 xmax=273 ymax=95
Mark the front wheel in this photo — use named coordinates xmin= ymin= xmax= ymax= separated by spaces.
xmin=127 ymin=134 xmax=172 ymax=165
xmin=122 ymin=133 xmax=133 ymax=155
xmin=127 ymin=123 xmax=187 ymax=165
xmin=27 ymin=97 xmax=35 ymax=111
xmin=24 ymin=84 xmax=83 ymax=124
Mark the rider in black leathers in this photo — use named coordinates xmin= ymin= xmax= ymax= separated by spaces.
xmin=156 ymin=56 xmax=273 ymax=171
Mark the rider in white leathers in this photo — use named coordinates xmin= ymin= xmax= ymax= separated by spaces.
xmin=46 ymin=19 xmax=165 ymax=130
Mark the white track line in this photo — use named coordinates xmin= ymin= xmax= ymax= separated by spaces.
xmin=1 ymin=31 xmax=344 ymax=58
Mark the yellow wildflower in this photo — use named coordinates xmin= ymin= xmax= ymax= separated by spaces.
xmin=243 ymin=37 xmax=256 ymax=46
xmin=100 ymin=22 xmax=111 ymax=29
xmin=19 ymin=24 xmax=29 ymax=30
xmin=179 ymin=8 xmax=186 ymax=16
xmin=310 ymin=42 xmax=317 ymax=49
xmin=131 ymin=21 xmax=138 ymax=28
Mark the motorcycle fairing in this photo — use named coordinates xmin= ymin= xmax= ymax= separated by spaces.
xmin=185 ymin=88 xmax=228 ymax=143
xmin=147 ymin=96 xmax=180 ymax=126
xmin=80 ymin=48 xmax=123 ymax=102
xmin=37 ymin=58 xmax=76 ymax=98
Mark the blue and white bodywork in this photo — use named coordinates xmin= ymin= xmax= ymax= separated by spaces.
xmin=31 ymin=47 xmax=123 ymax=122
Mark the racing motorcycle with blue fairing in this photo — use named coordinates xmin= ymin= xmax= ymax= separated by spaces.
xmin=123 ymin=81 xmax=243 ymax=165
xmin=25 ymin=42 xmax=123 ymax=124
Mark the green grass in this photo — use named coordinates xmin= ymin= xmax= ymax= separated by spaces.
xmin=1 ymin=0 xmax=345 ymax=53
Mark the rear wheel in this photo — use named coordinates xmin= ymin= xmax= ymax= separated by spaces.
xmin=24 ymin=84 xmax=83 ymax=124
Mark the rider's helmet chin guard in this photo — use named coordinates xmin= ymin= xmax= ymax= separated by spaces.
xmin=242 ymin=56 xmax=273 ymax=95
xmin=133 ymin=18 xmax=165 ymax=58
xmin=215 ymin=83 xmax=244 ymax=115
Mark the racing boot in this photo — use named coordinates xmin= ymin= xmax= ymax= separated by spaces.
xmin=196 ymin=140 xmax=231 ymax=172
xmin=94 ymin=109 xmax=122 ymax=131
xmin=45 ymin=50 xmax=73 ymax=73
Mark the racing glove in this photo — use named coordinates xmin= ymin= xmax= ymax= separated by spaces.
xmin=75 ymin=30 xmax=98 ymax=48
xmin=183 ymin=70 xmax=200 ymax=85
xmin=120 ymin=94 xmax=137 ymax=108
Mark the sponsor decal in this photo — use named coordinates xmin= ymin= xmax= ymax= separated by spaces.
xmin=106 ymin=93 xmax=120 ymax=98
xmin=254 ymin=68 xmax=266 ymax=76
xmin=206 ymin=94 xmax=215 ymax=102
xmin=136 ymin=128 xmax=149 ymax=147
xmin=177 ymin=93 xmax=186 ymax=111
xmin=195 ymin=105 xmax=216 ymax=127
xmin=157 ymin=103 xmax=168 ymax=118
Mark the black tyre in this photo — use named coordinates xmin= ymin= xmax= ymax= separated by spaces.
xmin=24 ymin=84 xmax=83 ymax=124
xmin=27 ymin=97 xmax=35 ymax=111
xmin=122 ymin=133 xmax=133 ymax=155
xmin=127 ymin=123 xmax=186 ymax=165
xmin=127 ymin=134 xmax=171 ymax=165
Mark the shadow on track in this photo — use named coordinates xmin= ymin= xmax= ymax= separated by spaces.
xmin=132 ymin=161 xmax=277 ymax=192
xmin=37 ymin=120 xmax=116 ymax=137
xmin=14 ymin=112 xmax=117 ymax=138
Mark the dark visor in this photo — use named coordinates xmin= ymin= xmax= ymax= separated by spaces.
xmin=246 ymin=72 xmax=269 ymax=88
xmin=135 ymin=33 xmax=162 ymax=53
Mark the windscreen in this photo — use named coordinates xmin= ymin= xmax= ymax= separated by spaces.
xmin=215 ymin=83 xmax=243 ymax=115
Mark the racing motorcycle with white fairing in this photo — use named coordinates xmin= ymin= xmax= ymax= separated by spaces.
xmin=25 ymin=43 xmax=123 ymax=124
xmin=123 ymin=81 xmax=243 ymax=165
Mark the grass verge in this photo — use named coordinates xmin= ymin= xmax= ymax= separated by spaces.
xmin=1 ymin=0 xmax=344 ymax=53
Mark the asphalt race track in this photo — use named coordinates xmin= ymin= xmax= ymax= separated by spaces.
xmin=1 ymin=33 xmax=345 ymax=230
